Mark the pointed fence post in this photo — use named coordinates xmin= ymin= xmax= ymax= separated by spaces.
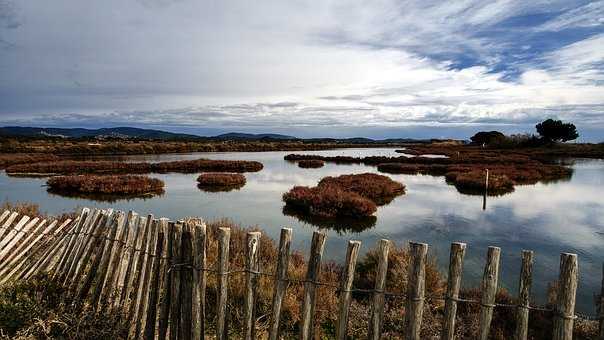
xmin=515 ymin=250 xmax=533 ymax=340
xmin=441 ymin=242 xmax=466 ymax=340
xmin=478 ymin=246 xmax=501 ymax=340
xmin=300 ymin=231 xmax=327 ymax=340
xmin=191 ymin=220 xmax=206 ymax=340
xmin=169 ymin=223 xmax=183 ymax=340
xmin=552 ymin=253 xmax=578 ymax=340
xmin=368 ymin=239 xmax=390 ymax=340
xmin=180 ymin=225 xmax=194 ymax=340
xmin=244 ymin=231 xmax=261 ymax=340
xmin=406 ymin=242 xmax=428 ymax=340
xmin=336 ymin=240 xmax=361 ymax=340
xmin=216 ymin=227 xmax=231 ymax=340
xmin=268 ymin=227 xmax=292 ymax=340
xmin=143 ymin=231 xmax=165 ymax=340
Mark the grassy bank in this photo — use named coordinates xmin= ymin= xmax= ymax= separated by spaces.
xmin=297 ymin=159 xmax=325 ymax=168
xmin=6 ymin=159 xmax=263 ymax=176
xmin=197 ymin=173 xmax=246 ymax=192
xmin=0 ymin=138 xmax=402 ymax=156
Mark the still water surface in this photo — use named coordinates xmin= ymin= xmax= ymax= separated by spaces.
xmin=1 ymin=148 xmax=603 ymax=313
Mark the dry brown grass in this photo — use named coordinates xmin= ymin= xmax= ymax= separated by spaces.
xmin=0 ymin=154 xmax=60 ymax=170
xmin=197 ymin=173 xmax=247 ymax=192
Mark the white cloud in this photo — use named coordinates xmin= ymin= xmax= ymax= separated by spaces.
xmin=0 ymin=0 xmax=603 ymax=137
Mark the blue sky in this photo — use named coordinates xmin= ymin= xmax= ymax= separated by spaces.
xmin=0 ymin=0 xmax=603 ymax=140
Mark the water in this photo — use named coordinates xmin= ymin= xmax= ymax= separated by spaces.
xmin=1 ymin=148 xmax=603 ymax=313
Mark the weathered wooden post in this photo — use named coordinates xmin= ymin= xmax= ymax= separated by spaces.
xmin=478 ymin=246 xmax=500 ymax=340
xmin=131 ymin=219 xmax=158 ymax=339
xmin=191 ymin=220 xmax=206 ymax=340
xmin=406 ymin=242 xmax=428 ymax=340
xmin=268 ymin=227 xmax=292 ymax=340
xmin=441 ymin=242 xmax=466 ymax=340
xmin=143 ymin=231 xmax=165 ymax=340
xmin=515 ymin=250 xmax=534 ymax=340
xmin=300 ymin=231 xmax=327 ymax=340
xmin=169 ymin=224 xmax=183 ymax=340
xmin=180 ymin=226 xmax=194 ymax=340
xmin=368 ymin=239 xmax=390 ymax=340
xmin=336 ymin=240 xmax=361 ymax=340
xmin=244 ymin=231 xmax=261 ymax=340
xmin=157 ymin=220 xmax=173 ymax=340
xmin=552 ymin=253 xmax=578 ymax=340
xmin=216 ymin=227 xmax=231 ymax=340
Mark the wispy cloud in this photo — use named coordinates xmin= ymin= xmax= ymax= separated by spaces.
xmin=0 ymin=0 xmax=602 ymax=139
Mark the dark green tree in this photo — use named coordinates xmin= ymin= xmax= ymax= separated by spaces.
xmin=470 ymin=131 xmax=506 ymax=145
xmin=535 ymin=119 xmax=579 ymax=142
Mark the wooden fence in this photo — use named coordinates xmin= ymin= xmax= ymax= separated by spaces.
xmin=0 ymin=207 xmax=602 ymax=339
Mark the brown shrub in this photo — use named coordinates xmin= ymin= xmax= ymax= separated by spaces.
xmin=297 ymin=159 xmax=325 ymax=168
xmin=318 ymin=173 xmax=406 ymax=205
xmin=6 ymin=158 xmax=263 ymax=176
xmin=196 ymin=173 xmax=246 ymax=192
xmin=46 ymin=175 xmax=164 ymax=196
xmin=282 ymin=185 xmax=377 ymax=218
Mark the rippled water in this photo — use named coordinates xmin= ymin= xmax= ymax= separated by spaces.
xmin=1 ymin=148 xmax=603 ymax=313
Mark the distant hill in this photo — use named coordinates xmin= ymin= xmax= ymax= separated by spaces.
xmin=0 ymin=126 xmax=201 ymax=140
xmin=214 ymin=132 xmax=297 ymax=140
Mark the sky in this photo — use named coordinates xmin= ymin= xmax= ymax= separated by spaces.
xmin=0 ymin=0 xmax=603 ymax=140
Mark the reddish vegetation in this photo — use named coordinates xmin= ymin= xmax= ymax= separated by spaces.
xmin=6 ymin=159 xmax=263 ymax=176
xmin=288 ymin=144 xmax=577 ymax=196
xmin=297 ymin=159 xmax=324 ymax=168
xmin=283 ymin=173 xmax=405 ymax=218
xmin=0 ymin=154 xmax=60 ymax=169
xmin=197 ymin=173 xmax=246 ymax=192
xmin=282 ymin=185 xmax=377 ymax=218
xmin=46 ymin=175 xmax=164 ymax=196
xmin=318 ymin=173 xmax=406 ymax=205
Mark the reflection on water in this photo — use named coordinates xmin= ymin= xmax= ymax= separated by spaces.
xmin=47 ymin=188 xmax=164 ymax=203
xmin=1 ymin=148 xmax=603 ymax=313
xmin=197 ymin=183 xmax=246 ymax=193
xmin=282 ymin=205 xmax=377 ymax=234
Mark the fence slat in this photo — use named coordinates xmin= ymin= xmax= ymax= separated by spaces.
xmin=0 ymin=212 xmax=19 ymax=240
xmin=143 ymin=231 xmax=165 ymax=340
xmin=169 ymin=224 xmax=183 ymax=340
xmin=268 ymin=227 xmax=292 ymax=340
xmin=102 ymin=211 xmax=133 ymax=311
xmin=157 ymin=220 xmax=173 ymax=340
xmin=131 ymin=219 xmax=158 ymax=339
xmin=216 ymin=227 xmax=231 ymax=340
xmin=91 ymin=211 xmax=125 ymax=310
xmin=369 ymin=239 xmax=390 ymax=340
xmin=515 ymin=250 xmax=533 ymax=340
xmin=406 ymin=242 xmax=428 ymax=340
xmin=0 ymin=215 xmax=32 ymax=252
xmin=0 ymin=218 xmax=49 ymax=277
xmin=117 ymin=215 xmax=144 ymax=310
xmin=552 ymin=253 xmax=578 ymax=340
xmin=21 ymin=218 xmax=74 ymax=279
xmin=60 ymin=209 xmax=98 ymax=285
xmin=126 ymin=215 xmax=152 ymax=323
xmin=478 ymin=246 xmax=501 ymax=340
xmin=441 ymin=242 xmax=466 ymax=340
xmin=300 ymin=231 xmax=326 ymax=340
xmin=244 ymin=231 xmax=261 ymax=340
xmin=336 ymin=240 xmax=361 ymax=340
xmin=192 ymin=220 xmax=206 ymax=340
xmin=180 ymin=226 xmax=194 ymax=340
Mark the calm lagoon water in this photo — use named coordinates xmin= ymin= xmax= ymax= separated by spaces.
xmin=1 ymin=148 xmax=603 ymax=313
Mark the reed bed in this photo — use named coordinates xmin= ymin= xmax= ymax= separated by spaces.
xmin=196 ymin=173 xmax=246 ymax=192
xmin=283 ymin=173 xmax=405 ymax=218
xmin=46 ymin=175 xmax=164 ymax=195
xmin=6 ymin=158 xmax=263 ymax=176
